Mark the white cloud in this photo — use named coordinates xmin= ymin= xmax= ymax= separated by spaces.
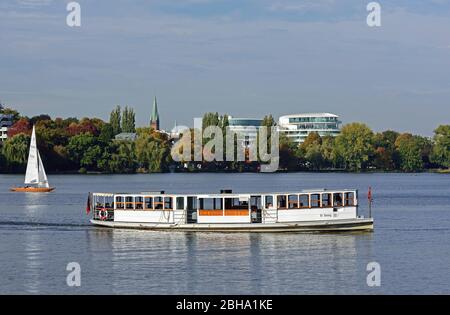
xmin=16 ymin=0 xmax=53 ymax=6
xmin=267 ymin=0 xmax=336 ymax=13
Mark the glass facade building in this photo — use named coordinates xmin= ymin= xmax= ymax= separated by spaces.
xmin=278 ymin=113 xmax=341 ymax=144
xmin=0 ymin=114 xmax=13 ymax=142
xmin=227 ymin=117 xmax=263 ymax=148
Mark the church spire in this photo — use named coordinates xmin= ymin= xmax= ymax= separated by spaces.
xmin=150 ymin=96 xmax=160 ymax=130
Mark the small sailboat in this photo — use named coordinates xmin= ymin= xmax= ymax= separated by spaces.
xmin=10 ymin=125 xmax=55 ymax=192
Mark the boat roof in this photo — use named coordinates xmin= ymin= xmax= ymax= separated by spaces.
xmin=279 ymin=113 xmax=339 ymax=119
xmin=93 ymin=188 xmax=357 ymax=197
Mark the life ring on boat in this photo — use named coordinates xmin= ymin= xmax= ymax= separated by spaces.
xmin=99 ymin=209 xmax=108 ymax=221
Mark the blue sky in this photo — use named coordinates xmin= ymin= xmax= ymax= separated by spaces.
xmin=1 ymin=0 xmax=450 ymax=135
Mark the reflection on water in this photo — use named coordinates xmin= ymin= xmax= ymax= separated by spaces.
xmin=24 ymin=231 xmax=42 ymax=294
xmin=103 ymin=229 xmax=373 ymax=294
xmin=22 ymin=194 xmax=46 ymax=294
xmin=0 ymin=173 xmax=449 ymax=294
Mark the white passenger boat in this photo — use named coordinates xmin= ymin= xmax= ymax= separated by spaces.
xmin=89 ymin=189 xmax=373 ymax=232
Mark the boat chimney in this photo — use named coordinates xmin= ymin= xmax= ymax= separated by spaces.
xmin=220 ymin=189 xmax=232 ymax=194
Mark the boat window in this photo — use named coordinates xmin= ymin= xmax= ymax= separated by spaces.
xmin=345 ymin=192 xmax=355 ymax=206
xmin=265 ymin=196 xmax=273 ymax=209
xmin=200 ymin=198 xmax=223 ymax=210
xmin=135 ymin=196 xmax=143 ymax=209
xmin=311 ymin=194 xmax=320 ymax=208
xmin=333 ymin=193 xmax=343 ymax=207
xmin=277 ymin=195 xmax=287 ymax=209
xmin=322 ymin=193 xmax=332 ymax=207
xmin=250 ymin=196 xmax=261 ymax=210
xmin=176 ymin=197 xmax=184 ymax=210
xmin=154 ymin=196 xmax=163 ymax=210
xmin=199 ymin=198 xmax=224 ymax=216
xmin=164 ymin=197 xmax=173 ymax=210
xmin=224 ymin=198 xmax=248 ymax=210
xmin=115 ymin=196 xmax=124 ymax=209
xmin=125 ymin=196 xmax=134 ymax=209
xmin=288 ymin=195 xmax=298 ymax=209
xmin=144 ymin=197 xmax=153 ymax=210
xmin=188 ymin=197 xmax=197 ymax=210
xmin=105 ymin=197 xmax=113 ymax=209
xmin=299 ymin=194 xmax=309 ymax=208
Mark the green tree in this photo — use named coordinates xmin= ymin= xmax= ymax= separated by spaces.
xmin=300 ymin=132 xmax=321 ymax=150
xmin=304 ymin=143 xmax=323 ymax=170
xmin=258 ymin=114 xmax=276 ymax=158
xmin=202 ymin=112 xmax=220 ymax=131
xmin=99 ymin=123 xmax=114 ymax=143
xmin=36 ymin=121 xmax=69 ymax=146
xmin=261 ymin=115 xmax=275 ymax=127
xmin=300 ymin=132 xmax=324 ymax=170
xmin=0 ymin=150 xmax=6 ymax=172
xmin=135 ymin=133 xmax=170 ymax=172
xmin=0 ymin=106 xmax=20 ymax=123
xmin=52 ymin=144 xmax=74 ymax=171
xmin=30 ymin=114 xmax=51 ymax=125
xmin=334 ymin=123 xmax=374 ymax=171
xmin=81 ymin=145 xmax=103 ymax=170
xmin=122 ymin=106 xmax=136 ymax=133
xmin=220 ymin=114 xmax=230 ymax=163
xmin=110 ymin=106 xmax=122 ymax=135
xmin=66 ymin=133 xmax=97 ymax=169
xmin=373 ymin=130 xmax=400 ymax=170
xmin=201 ymin=112 xmax=230 ymax=166
xmin=96 ymin=144 xmax=113 ymax=172
xmin=395 ymin=134 xmax=426 ymax=172
xmin=221 ymin=114 xmax=229 ymax=134
xmin=431 ymin=125 xmax=450 ymax=168
xmin=109 ymin=141 xmax=137 ymax=173
xmin=320 ymin=136 xmax=339 ymax=168
xmin=1 ymin=133 xmax=30 ymax=170
xmin=62 ymin=117 xmax=79 ymax=127
xmin=278 ymin=133 xmax=300 ymax=170
xmin=136 ymin=127 xmax=152 ymax=136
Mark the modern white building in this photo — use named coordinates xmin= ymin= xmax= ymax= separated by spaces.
xmin=0 ymin=114 xmax=13 ymax=143
xmin=278 ymin=113 xmax=341 ymax=144
xmin=0 ymin=127 xmax=7 ymax=142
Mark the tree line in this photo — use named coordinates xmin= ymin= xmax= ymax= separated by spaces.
xmin=0 ymin=106 xmax=171 ymax=174
xmin=0 ymin=107 xmax=449 ymax=173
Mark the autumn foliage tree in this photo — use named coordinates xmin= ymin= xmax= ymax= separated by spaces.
xmin=7 ymin=118 xmax=31 ymax=138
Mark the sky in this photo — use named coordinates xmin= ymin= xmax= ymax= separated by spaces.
xmin=1 ymin=0 xmax=450 ymax=136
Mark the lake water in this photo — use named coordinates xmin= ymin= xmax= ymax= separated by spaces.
xmin=0 ymin=173 xmax=449 ymax=294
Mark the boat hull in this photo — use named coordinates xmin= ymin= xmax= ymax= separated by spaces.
xmin=90 ymin=218 xmax=374 ymax=233
xmin=10 ymin=187 xmax=55 ymax=193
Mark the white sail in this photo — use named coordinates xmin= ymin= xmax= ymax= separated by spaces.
xmin=24 ymin=126 xmax=39 ymax=185
xmin=24 ymin=125 xmax=50 ymax=188
xmin=37 ymin=150 xmax=49 ymax=188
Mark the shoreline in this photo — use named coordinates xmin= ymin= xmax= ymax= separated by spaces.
xmin=1 ymin=169 xmax=449 ymax=175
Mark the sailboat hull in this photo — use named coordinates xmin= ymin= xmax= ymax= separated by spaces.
xmin=10 ymin=187 xmax=55 ymax=193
